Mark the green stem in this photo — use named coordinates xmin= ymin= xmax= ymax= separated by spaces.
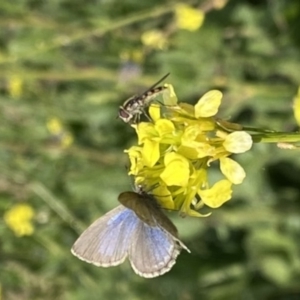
xmin=216 ymin=118 xmax=300 ymax=144
xmin=1 ymin=4 xmax=175 ymax=65
xmin=251 ymin=132 xmax=300 ymax=143
xmin=29 ymin=181 xmax=86 ymax=233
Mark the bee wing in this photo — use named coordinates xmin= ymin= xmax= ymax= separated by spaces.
xmin=71 ymin=205 xmax=139 ymax=267
xmin=141 ymin=73 xmax=170 ymax=95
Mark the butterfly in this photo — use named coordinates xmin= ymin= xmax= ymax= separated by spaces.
xmin=71 ymin=186 xmax=190 ymax=278
xmin=118 ymin=73 xmax=170 ymax=124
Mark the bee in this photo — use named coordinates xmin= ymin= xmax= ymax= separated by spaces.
xmin=118 ymin=73 xmax=170 ymax=124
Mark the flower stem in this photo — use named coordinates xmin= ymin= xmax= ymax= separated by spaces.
xmin=216 ymin=118 xmax=300 ymax=144
xmin=251 ymin=132 xmax=300 ymax=143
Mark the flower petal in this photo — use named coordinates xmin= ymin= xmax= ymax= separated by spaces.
xmin=125 ymin=146 xmax=144 ymax=175
xmin=198 ymin=179 xmax=232 ymax=208
xmin=220 ymin=157 xmax=246 ymax=184
xmin=149 ymin=104 xmax=161 ymax=122
xmin=163 ymin=84 xmax=178 ymax=105
xmin=152 ymin=184 xmax=174 ymax=209
xmin=136 ymin=122 xmax=156 ymax=144
xmin=142 ymin=140 xmax=160 ymax=167
xmin=223 ymin=131 xmax=252 ymax=153
xmin=195 ymin=90 xmax=222 ymax=118
xmin=160 ymin=152 xmax=190 ymax=186
xmin=155 ymin=119 xmax=175 ymax=136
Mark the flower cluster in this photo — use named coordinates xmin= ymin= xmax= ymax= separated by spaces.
xmin=125 ymin=85 xmax=253 ymax=216
xmin=4 ymin=204 xmax=35 ymax=236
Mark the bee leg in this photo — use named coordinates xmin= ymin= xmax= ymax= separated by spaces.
xmin=142 ymin=108 xmax=153 ymax=123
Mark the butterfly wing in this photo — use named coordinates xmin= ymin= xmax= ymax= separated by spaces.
xmin=128 ymin=221 xmax=182 ymax=278
xmin=71 ymin=205 xmax=139 ymax=267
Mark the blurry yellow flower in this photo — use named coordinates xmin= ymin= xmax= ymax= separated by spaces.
xmin=212 ymin=0 xmax=228 ymax=9
xmin=120 ymin=50 xmax=130 ymax=61
xmin=132 ymin=50 xmax=144 ymax=63
xmin=293 ymin=86 xmax=300 ymax=126
xmin=46 ymin=117 xmax=74 ymax=148
xmin=141 ymin=30 xmax=168 ymax=50
xmin=120 ymin=49 xmax=144 ymax=63
xmin=61 ymin=132 xmax=74 ymax=148
xmin=125 ymin=84 xmax=253 ymax=216
xmin=47 ymin=117 xmax=63 ymax=135
xmin=8 ymin=76 xmax=23 ymax=98
xmin=175 ymin=4 xmax=205 ymax=31
xmin=4 ymin=204 xmax=35 ymax=237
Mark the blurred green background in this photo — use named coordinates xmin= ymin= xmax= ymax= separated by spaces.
xmin=1 ymin=0 xmax=300 ymax=299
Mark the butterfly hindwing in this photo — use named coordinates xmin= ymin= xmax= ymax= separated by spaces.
xmin=129 ymin=220 xmax=181 ymax=278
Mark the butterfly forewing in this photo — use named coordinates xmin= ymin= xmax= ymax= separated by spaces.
xmin=71 ymin=205 xmax=139 ymax=267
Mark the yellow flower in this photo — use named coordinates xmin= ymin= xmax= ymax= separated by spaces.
xmin=47 ymin=117 xmax=64 ymax=135
xmin=212 ymin=0 xmax=228 ymax=10
xmin=141 ymin=30 xmax=168 ymax=50
xmin=133 ymin=118 xmax=178 ymax=168
xmin=8 ymin=76 xmax=23 ymax=98
xmin=120 ymin=49 xmax=144 ymax=63
xmin=125 ymin=84 xmax=253 ymax=216
xmin=61 ymin=132 xmax=74 ymax=148
xmin=4 ymin=204 xmax=35 ymax=237
xmin=175 ymin=4 xmax=205 ymax=31
xmin=293 ymin=87 xmax=300 ymax=126
xmin=46 ymin=117 xmax=74 ymax=148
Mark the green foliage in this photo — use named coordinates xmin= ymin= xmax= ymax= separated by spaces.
xmin=1 ymin=0 xmax=300 ymax=299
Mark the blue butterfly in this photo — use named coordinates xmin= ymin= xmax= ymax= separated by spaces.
xmin=71 ymin=186 xmax=190 ymax=278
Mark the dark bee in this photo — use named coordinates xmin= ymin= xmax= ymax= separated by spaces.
xmin=118 ymin=73 xmax=170 ymax=124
